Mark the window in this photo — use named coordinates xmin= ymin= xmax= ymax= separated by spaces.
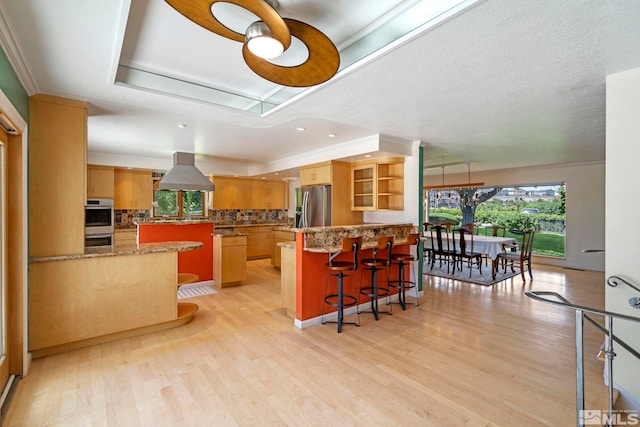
xmin=425 ymin=183 xmax=566 ymax=258
xmin=154 ymin=190 xmax=204 ymax=217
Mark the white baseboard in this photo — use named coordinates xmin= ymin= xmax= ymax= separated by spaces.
xmin=293 ymin=290 xmax=424 ymax=329
xmin=179 ymin=280 xmax=215 ymax=290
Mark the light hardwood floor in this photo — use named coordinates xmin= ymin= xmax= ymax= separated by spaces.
xmin=4 ymin=260 xmax=608 ymax=426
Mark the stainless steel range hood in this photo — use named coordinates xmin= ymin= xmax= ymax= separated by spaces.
xmin=158 ymin=152 xmax=214 ymax=191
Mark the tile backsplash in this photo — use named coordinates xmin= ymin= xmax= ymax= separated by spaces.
xmin=115 ymin=209 xmax=150 ymax=225
xmin=210 ymin=209 xmax=287 ymax=223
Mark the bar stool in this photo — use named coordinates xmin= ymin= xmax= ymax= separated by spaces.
xmin=388 ymin=233 xmax=421 ymax=310
xmin=358 ymin=235 xmax=394 ymax=320
xmin=322 ymin=236 xmax=362 ymax=333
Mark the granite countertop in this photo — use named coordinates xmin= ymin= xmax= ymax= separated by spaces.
xmin=138 ymin=219 xmax=214 ymax=225
xmin=304 ymin=237 xmax=414 ymax=254
xmin=29 ymin=241 xmax=204 ymax=264
xmin=213 ymin=229 xmax=248 ymax=237
xmin=216 ymin=222 xmax=288 ymax=229
xmin=115 ymin=224 xmax=137 ymax=231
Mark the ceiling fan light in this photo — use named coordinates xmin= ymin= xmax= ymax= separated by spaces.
xmin=245 ymin=21 xmax=284 ymax=59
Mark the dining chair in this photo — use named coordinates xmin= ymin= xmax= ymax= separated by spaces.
xmin=481 ymin=224 xmax=507 ymax=266
xmin=489 ymin=225 xmax=506 ymax=237
xmin=440 ymin=220 xmax=457 ymax=232
xmin=452 ymin=227 xmax=483 ymax=277
xmin=428 ymin=225 xmax=455 ymax=274
xmin=461 ymin=223 xmax=475 ymax=234
xmin=493 ymin=229 xmax=535 ymax=282
xmin=422 ymin=222 xmax=433 ymax=264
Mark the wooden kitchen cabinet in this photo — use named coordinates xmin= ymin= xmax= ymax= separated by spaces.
xmin=251 ymin=180 xmax=287 ymax=209
xmin=299 ymin=163 xmax=331 ymax=186
xmin=114 ymin=229 xmax=137 ymax=245
xmin=87 ymin=165 xmax=115 ymax=199
xmin=115 ymin=169 xmax=153 ymax=209
xmin=299 ymin=160 xmax=363 ymax=226
xmin=234 ymin=226 xmax=272 ymax=259
xmin=271 ymin=230 xmax=294 ymax=268
xmin=211 ymin=176 xmax=286 ymax=210
xmin=29 ymin=94 xmax=87 ymax=257
xmin=351 ymin=157 xmax=404 ymax=211
xmin=351 ymin=163 xmax=376 ymax=210
xmin=210 ymin=176 xmax=252 ymax=209
xmin=214 ymin=235 xmax=247 ymax=287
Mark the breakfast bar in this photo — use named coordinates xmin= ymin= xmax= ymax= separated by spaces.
xmin=279 ymin=223 xmax=418 ymax=328
xmin=28 ymin=241 xmax=203 ymax=357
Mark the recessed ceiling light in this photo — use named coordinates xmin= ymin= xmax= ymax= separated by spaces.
xmin=364 ymin=154 xmax=372 ymax=158
xmin=261 ymin=177 xmax=266 ymax=179
xmin=296 ymin=127 xmax=305 ymax=131
xmin=177 ymin=123 xmax=187 ymax=128
xmin=328 ymin=133 xmax=336 ymax=138
xmin=275 ymin=172 xmax=279 ymax=175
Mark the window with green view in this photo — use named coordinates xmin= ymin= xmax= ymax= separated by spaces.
xmin=154 ymin=190 xmax=204 ymax=217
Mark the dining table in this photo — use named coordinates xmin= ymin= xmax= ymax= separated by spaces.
xmin=422 ymin=232 xmax=517 ymax=267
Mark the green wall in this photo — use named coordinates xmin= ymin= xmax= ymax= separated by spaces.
xmin=0 ymin=46 xmax=29 ymax=122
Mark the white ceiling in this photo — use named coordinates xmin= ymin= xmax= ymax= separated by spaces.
xmin=1 ymin=0 xmax=639 ymax=178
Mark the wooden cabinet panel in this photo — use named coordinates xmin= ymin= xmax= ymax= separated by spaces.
xmin=211 ymin=177 xmax=251 ymax=209
xmin=214 ymin=235 xmax=247 ymax=287
xmin=211 ymin=177 xmax=232 ymax=209
xmin=299 ymin=163 xmax=331 ymax=186
xmin=234 ymin=226 xmax=272 ymax=259
xmin=29 ymin=94 xmax=87 ymax=257
xmin=267 ymin=181 xmax=287 ymax=209
xmin=212 ymin=176 xmax=286 ymax=210
xmin=131 ymin=170 xmax=152 ymax=209
xmin=87 ymin=165 xmax=114 ymax=199
xmin=114 ymin=229 xmax=137 ymax=245
xmin=115 ymin=169 xmax=152 ymax=209
xmin=251 ymin=180 xmax=268 ymax=209
xmin=271 ymin=230 xmax=294 ymax=268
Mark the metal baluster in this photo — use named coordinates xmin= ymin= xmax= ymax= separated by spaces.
xmin=605 ymin=315 xmax=615 ymax=427
xmin=575 ymin=310 xmax=585 ymax=426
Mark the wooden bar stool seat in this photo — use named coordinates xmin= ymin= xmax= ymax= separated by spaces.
xmin=177 ymin=272 xmax=199 ymax=289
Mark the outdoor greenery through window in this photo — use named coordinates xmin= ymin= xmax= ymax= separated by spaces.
xmin=426 ymin=184 xmax=566 ymax=257
xmin=154 ymin=190 xmax=205 ymax=217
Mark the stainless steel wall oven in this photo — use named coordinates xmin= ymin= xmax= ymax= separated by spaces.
xmin=85 ymin=198 xmax=114 ymax=247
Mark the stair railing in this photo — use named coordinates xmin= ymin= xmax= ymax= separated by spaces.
xmin=525 ymin=275 xmax=640 ymax=427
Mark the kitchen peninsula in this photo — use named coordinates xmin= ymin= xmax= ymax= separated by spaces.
xmin=28 ymin=241 xmax=203 ymax=358
xmin=279 ymin=223 xmax=416 ymax=327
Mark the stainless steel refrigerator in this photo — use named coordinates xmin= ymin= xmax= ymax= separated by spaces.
xmin=301 ymin=185 xmax=331 ymax=227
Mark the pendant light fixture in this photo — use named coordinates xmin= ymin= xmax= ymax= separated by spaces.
xmin=165 ymin=0 xmax=340 ymax=87
xmin=424 ymin=161 xmax=485 ymax=190
xmin=245 ymin=20 xmax=284 ymax=59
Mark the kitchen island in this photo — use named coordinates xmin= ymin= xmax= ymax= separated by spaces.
xmin=28 ymin=241 xmax=203 ymax=357
xmin=279 ymin=223 xmax=418 ymax=328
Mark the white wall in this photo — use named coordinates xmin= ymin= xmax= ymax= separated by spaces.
xmin=364 ymin=140 xmax=422 ymax=228
xmin=424 ymin=161 xmax=605 ymax=271
xmin=605 ymin=66 xmax=640 ymax=408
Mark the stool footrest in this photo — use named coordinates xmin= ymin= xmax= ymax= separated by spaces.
xmin=359 ymin=286 xmax=389 ymax=298
xmin=324 ymin=294 xmax=358 ymax=308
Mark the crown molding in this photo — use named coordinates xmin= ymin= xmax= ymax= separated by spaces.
xmin=0 ymin=8 xmax=38 ymax=95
